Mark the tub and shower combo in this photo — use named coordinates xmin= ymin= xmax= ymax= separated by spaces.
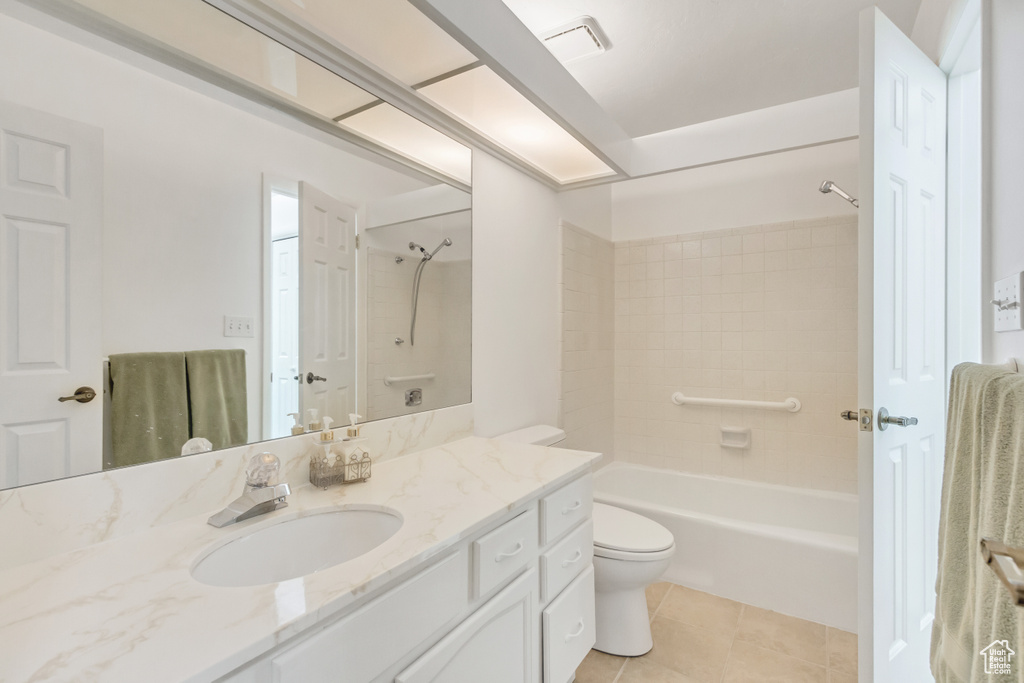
xmin=593 ymin=462 xmax=858 ymax=632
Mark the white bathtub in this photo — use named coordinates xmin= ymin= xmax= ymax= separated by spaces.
xmin=593 ymin=462 xmax=858 ymax=632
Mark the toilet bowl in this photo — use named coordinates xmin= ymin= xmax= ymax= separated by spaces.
xmin=494 ymin=425 xmax=676 ymax=657
xmin=591 ymin=502 xmax=675 ymax=656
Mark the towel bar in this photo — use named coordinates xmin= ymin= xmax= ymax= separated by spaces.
xmin=981 ymin=538 xmax=1024 ymax=606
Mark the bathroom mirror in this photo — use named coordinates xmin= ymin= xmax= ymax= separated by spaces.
xmin=0 ymin=0 xmax=472 ymax=490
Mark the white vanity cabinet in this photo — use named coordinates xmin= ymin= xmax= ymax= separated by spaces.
xmin=218 ymin=473 xmax=594 ymax=683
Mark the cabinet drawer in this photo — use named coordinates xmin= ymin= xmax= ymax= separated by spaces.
xmin=472 ymin=507 xmax=537 ymax=598
xmin=540 ymin=519 xmax=593 ymax=603
xmin=542 ymin=565 xmax=595 ymax=683
xmin=270 ymin=549 xmax=468 ymax=683
xmin=540 ymin=475 xmax=592 ymax=546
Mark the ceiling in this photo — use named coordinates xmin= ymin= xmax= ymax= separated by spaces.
xmin=501 ymin=0 xmax=924 ymax=138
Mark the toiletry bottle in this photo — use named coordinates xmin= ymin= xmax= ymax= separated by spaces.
xmin=321 ymin=417 xmax=334 ymax=442
xmin=288 ymin=412 xmax=304 ymax=436
xmin=307 ymin=408 xmax=322 ymax=432
xmin=347 ymin=413 xmax=363 ymax=438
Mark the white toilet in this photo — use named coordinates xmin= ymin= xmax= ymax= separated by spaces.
xmin=495 ymin=425 xmax=676 ymax=657
xmin=590 ymin=502 xmax=675 ymax=655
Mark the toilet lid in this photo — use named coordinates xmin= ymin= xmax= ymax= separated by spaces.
xmin=593 ymin=503 xmax=674 ymax=553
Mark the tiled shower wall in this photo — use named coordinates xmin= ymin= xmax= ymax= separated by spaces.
xmin=366 ymin=248 xmax=472 ymax=420
xmin=612 ymin=216 xmax=859 ymax=493
xmin=558 ymin=223 xmax=615 ymax=459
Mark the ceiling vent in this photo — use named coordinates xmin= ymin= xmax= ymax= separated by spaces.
xmin=540 ymin=16 xmax=610 ymax=64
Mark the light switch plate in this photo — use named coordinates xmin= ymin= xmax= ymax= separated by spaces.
xmin=994 ymin=273 xmax=1023 ymax=332
xmin=224 ymin=315 xmax=255 ymax=338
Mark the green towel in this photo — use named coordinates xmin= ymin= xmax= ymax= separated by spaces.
xmin=931 ymin=362 xmax=1024 ymax=682
xmin=108 ymin=352 xmax=189 ymax=468
xmin=185 ymin=349 xmax=248 ymax=451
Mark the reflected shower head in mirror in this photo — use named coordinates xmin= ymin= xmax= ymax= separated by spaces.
xmin=818 ymin=180 xmax=859 ymax=208
xmin=409 ymin=238 xmax=454 ymax=345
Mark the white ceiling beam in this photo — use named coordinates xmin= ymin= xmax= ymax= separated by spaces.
xmin=624 ymin=89 xmax=860 ymax=180
xmin=408 ymin=0 xmax=634 ymax=176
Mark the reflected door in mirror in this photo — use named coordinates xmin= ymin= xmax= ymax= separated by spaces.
xmin=298 ymin=182 xmax=356 ymax=423
xmin=0 ymin=101 xmax=103 ymax=487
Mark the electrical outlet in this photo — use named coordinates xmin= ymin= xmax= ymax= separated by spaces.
xmin=224 ymin=315 xmax=255 ymax=338
xmin=994 ymin=273 xmax=1023 ymax=333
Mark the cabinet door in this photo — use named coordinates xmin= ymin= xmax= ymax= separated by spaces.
xmin=543 ymin=566 xmax=595 ymax=683
xmin=396 ymin=569 xmax=536 ymax=683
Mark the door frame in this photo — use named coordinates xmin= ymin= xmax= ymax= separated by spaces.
xmin=261 ymin=173 xmax=299 ymax=440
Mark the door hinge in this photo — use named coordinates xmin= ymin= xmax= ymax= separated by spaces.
xmin=859 ymin=408 xmax=873 ymax=432
xmin=355 ymin=234 xmax=360 ymax=249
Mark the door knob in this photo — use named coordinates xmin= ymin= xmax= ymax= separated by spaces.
xmin=878 ymin=407 xmax=918 ymax=431
xmin=58 ymin=386 xmax=97 ymax=404
xmin=305 ymin=372 xmax=327 ymax=384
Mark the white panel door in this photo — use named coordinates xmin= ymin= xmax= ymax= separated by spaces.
xmin=298 ymin=182 xmax=356 ymax=424
xmin=0 ymin=100 xmax=103 ymax=488
xmin=270 ymin=236 xmax=299 ymax=438
xmin=858 ymin=9 xmax=947 ymax=682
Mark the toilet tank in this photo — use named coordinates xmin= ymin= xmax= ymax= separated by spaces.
xmin=494 ymin=424 xmax=566 ymax=447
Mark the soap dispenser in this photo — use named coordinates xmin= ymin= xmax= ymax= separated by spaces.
xmin=307 ymin=408 xmax=322 ymax=432
xmin=320 ymin=416 xmax=334 ymax=442
xmin=347 ymin=413 xmax=363 ymax=438
xmin=288 ymin=412 xmax=304 ymax=436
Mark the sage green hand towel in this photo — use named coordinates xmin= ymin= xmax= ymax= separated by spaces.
xmin=185 ymin=349 xmax=248 ymax=451
xmin=108 ymin=352 xmax=189 ymax=468
xmin=931 ymin=362 xmax=1024 ymax=682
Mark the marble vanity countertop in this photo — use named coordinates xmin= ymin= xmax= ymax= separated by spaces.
xmin=0 ymin=437 xmax=599 ymax=683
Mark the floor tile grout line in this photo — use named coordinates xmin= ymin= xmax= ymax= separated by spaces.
xmin=609 ymin=657 xmax=627 ymax=683
xmin=718 ymin=604 xmax=745 ymax=683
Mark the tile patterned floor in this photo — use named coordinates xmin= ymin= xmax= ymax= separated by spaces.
xmin=575 ymin=583 xmax=858 ymax=683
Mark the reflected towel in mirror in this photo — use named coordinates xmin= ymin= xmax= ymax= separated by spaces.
xmin=185 ymin=349 xmax=248 ymax=450
xmin=109 ymin=352 xmax=189 ymax=467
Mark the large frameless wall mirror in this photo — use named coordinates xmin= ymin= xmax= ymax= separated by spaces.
xmin=0 ymin=0 xmax=472 ymax=490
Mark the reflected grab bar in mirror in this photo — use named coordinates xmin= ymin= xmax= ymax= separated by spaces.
xmin=383 ymin=372 xmax=435 ymax=387
xmin=671 ymin=392 xmax=801 ymax=413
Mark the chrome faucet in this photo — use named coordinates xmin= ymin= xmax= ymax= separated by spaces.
xmin=207 ymin=452 xmax=291 ymax=528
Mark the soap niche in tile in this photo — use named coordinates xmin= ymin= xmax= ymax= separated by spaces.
xmin=720 ymin=426 xmax=751 ymax=449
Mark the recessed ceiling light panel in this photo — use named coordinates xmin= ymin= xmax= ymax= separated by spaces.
xmin=540 ymin=16 xmax=609 ymax=64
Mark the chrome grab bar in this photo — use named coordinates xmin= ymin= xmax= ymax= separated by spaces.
xmin=981 ymin=538 xmax=1024 ymax=606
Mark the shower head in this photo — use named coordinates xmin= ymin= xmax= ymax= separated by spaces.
xmin=819 ymin=180 xmax=859 ymax=208
xmin=408 ymin=241 xmax=428 ymax=257
xmin=427 ymin=238 xmax=453 ymax=259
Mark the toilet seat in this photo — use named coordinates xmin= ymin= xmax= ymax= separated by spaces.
xmin=593 ymin=503 xmax=675 ymax=561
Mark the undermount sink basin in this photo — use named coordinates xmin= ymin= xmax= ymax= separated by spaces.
xmin=191 ymin=507 xmax=403 ymax=587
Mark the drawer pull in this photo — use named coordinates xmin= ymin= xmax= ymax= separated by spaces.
xmin=561 ymin=549 xmax=583 ymax=568
xmin=565 ymin=618 xmax=585 ymax=642
xmin=494 ymin=541 xmax=524 ymax=563
xmin=562 ymin=500 xmax=582 ymax=515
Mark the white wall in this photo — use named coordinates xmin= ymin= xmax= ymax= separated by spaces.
xmin=560 ymin=223 xmax=615 ymax=461
xmin=983 ymin=0 xmax=1024 ymax=363
xmin=472 ymin=152 xmax=561 ymax=437
xmin=0 ymin=13 xmax=426 ymax=441
xmin=610 ymin=140 xmax=860 ymax=241
xmin=559 ymin=184 xmax=613 ymax=241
